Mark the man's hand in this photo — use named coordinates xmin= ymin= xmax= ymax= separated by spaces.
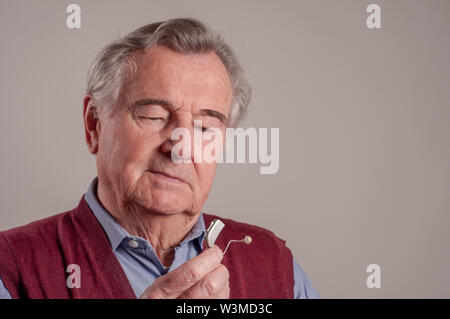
xmin=140 ymin=246 xmax=230 ymax=299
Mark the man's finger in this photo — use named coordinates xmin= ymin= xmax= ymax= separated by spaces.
xmin=140 ymin=246 xmax=223 ymax=299
xmin=178 ymin=264 xmax=229 ymax=299
xmin=216 ymin=281 xmax=230 ymax=299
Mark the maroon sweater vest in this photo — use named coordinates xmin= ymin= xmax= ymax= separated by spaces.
xmin=0 ymin=197 xmax=293 ymax=299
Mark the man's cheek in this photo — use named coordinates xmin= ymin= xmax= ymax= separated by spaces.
xmin=119 ymin=140 xmax=152 ymax=165
xmin=196 ymin=165 xmax=216 ymax=193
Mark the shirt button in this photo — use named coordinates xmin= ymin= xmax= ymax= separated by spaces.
xmin=128 ymin=239 xmax=139 ymax=248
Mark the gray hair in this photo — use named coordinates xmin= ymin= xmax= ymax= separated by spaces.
xmin=86 ymin=18 xmax=251 ymax=127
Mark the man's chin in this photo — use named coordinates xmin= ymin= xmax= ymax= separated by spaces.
xmin=130 ymin=177 xmax=197 ymax=215
xmin=132 ymin=193 xmax=193 ymax=216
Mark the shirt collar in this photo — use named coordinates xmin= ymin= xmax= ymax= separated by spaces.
xmin=84 ymin=177 xmax=206 ymax=251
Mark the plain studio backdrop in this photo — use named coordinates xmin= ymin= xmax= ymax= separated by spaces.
xmin=1 ymin=0 xmax=449 ymax=298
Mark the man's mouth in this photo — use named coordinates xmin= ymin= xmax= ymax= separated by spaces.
xmin=147 ymin=170 xmax=186 ymax=184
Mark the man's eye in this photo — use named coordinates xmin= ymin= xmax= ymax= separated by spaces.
xmin=140 ymin=117 xmax=166 ymax=122
xmin=195 ymin=126 xmax=209 ymax=132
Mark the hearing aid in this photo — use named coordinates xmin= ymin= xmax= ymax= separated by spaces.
xmin=205 ymin=219 xmax=225 ymax=248
xmin=205 ymin=219 xmax=252 ymax=254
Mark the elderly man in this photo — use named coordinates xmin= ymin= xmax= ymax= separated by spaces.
xmin=0 ymin=18 xmax=319 ymax=299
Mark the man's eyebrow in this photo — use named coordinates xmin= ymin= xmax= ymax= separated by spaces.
xmin=198 ymin=109 xmax=228 ymax=125
xmin=128 ymin=98 xmax=175 ymax=110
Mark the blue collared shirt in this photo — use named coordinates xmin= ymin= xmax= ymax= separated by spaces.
xmin=0 ymin=178 xmax=320 ymax=299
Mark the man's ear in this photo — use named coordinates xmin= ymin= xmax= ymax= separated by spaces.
xmin=83 ymin=95 xmax=101 ymax=155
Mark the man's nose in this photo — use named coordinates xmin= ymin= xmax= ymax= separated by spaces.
xmin=161 ymin=116 xmax=195 ymax=162
xmin=161 ymin=134 xmax=192 ymax=162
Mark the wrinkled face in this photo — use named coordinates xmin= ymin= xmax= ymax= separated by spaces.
xmin=95 ymin=46 xmax=232 ymax=216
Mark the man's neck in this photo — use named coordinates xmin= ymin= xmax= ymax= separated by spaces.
xmin=96 ymin=181 xmax=199 ymax=267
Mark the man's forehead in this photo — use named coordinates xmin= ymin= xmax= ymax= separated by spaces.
xmin=126 ymin=46 xmax=232 ymax=116
xmin=133 ymin=46 xmax=231 ymax=86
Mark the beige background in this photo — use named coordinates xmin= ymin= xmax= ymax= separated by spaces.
xmin=1 ymin=0 xmax=449 ymax=298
